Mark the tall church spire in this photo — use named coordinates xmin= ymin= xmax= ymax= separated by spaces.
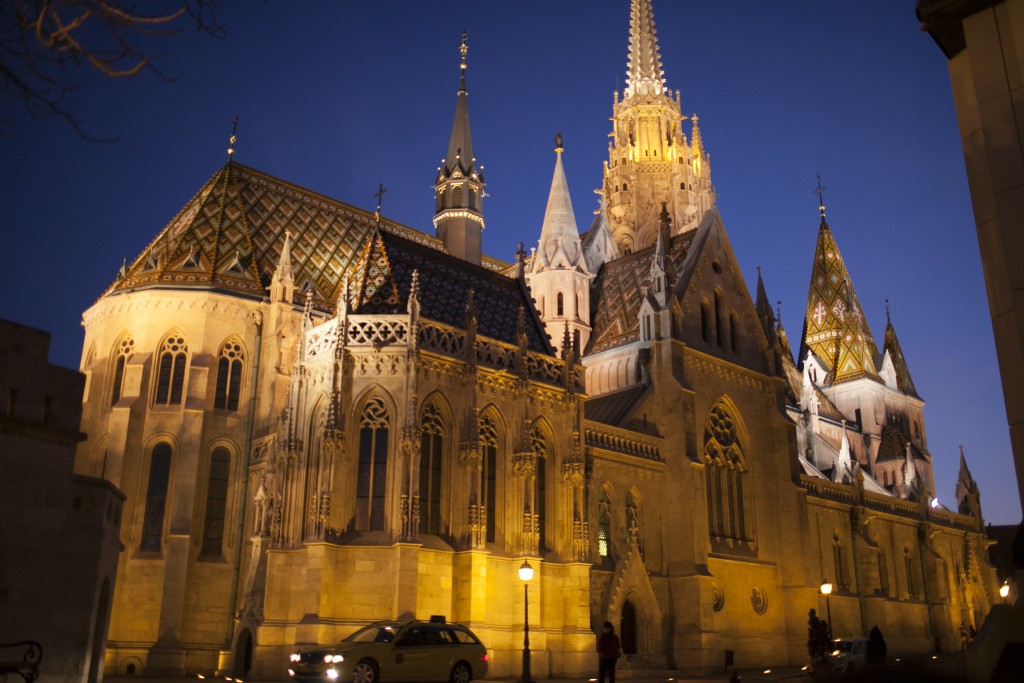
xmin=624 ymin=0 xmax=667 ymax=98
xmin=434 ymin=31 xmax=485 ymax=264
xmin=526 ymin=134 xmax=594 ymax=356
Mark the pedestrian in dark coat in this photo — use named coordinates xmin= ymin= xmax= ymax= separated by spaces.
xmin=597 ymin=621 xmax=621 ymax=683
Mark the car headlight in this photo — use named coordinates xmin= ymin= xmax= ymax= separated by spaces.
xmin=290 ymin=654 xmax=301 ymax=662
xmin=325 ymin=670 xmax=339 ymax=680
xmin=322 ymin=654 xmax=343 ymax=664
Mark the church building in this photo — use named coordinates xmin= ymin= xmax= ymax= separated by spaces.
xmin=73 ymin=1 xmax=998 ymax=677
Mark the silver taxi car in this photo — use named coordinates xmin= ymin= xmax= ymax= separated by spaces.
xmin=287 ymin=618 xmax=489 ymax=683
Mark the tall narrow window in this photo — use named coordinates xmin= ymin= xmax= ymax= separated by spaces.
xmin=141 ymin=443 xmax=172 ymax=552
xmin=154 ymin=334 xmax=188 ymax=405
xmin=357 ymin=398 xmax=390 ymax=532
xmin=729 ymin=313 xmax=739 ymax=353
xmin=214 ymin=339 xmax=244 ymax=411
xmin=531 ymin=425 xmax=548 ymax=550
xmin=479 ymin=415 xmax=499 ymax=544
xmin=201 ymin=448 xmax=230 ymax=556
xmin=598 ymin=489 xmax=611 ymax=558
xmin=701 ymin=302 xmax=711 ymax=343
xmin=469 ymin=187 xmax=478 ymax=210
xmin=714 ymin=291 xmax=724 ymax=347
xmin=904 ymin=548 xmax=919 ymax=597
xmin=419 ymin=403 xmax=444 ymax=535
xmin=111 ymin=337 xmax=134 ymax=405
xmin=557 ymin=292 xmax=564 ymax=317
xmin=452 ymin=185 xmax=463 ymax=206
xmin=703 ymin=402 xmax=752 ymax=543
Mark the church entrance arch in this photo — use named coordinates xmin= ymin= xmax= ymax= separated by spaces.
xmin=234 ymin=628 xmax=253 ymax=676
xmin=621 ymin=599 xmax=638 ymax=655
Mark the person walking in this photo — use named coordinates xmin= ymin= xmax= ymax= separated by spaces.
xmin=597 ymin=621 xmax=622 ymax=683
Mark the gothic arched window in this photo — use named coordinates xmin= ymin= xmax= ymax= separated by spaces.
xmin=557 ymin=292 xmax=564 ymax=317
xmin=214 ymin=339 xmax=244 ymax=411
xmin=419 ymin=403 xmax=444 ymax=535
xmin=479 ymin=414 xmax=499 ymax=544
xmin=452 ymin=185 xmax=463 ymax=207
xmin=357 ymin=397 xmax=390 ymax=532
xmin=201 ymin=448 xmax=231 ymax=556
xmin=154 ymin=333 xmax=188 ymax=405
xmin=730 ymin=312 xmax=739 ymax=353
xmin=904 ymin=547 xmax=919 ymax=597
xmin=877 ymin=546 xmax=890 ymax=595
xmin=110 ymin=336 xmax=134 ymax=406
xmin=833 ymin=532 xmax=848 ymax=589
xmin=714 ymin=290 xmax=724 ymax=347
xmin=703 ymin=402 xmax=752 ymax=543
xmin=141 ymin=442 xmax=172 ymax=552
xmin=701 ymin=302 xmax=711 ymax=343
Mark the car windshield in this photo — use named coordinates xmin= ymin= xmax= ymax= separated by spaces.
xmin=832 ymin=642 xmax=856 ymax=653
xmin=344 ymin=625 xmax=398 ymax=643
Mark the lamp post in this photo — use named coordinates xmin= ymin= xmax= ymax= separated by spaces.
xmin=519 ymin=560 xmax=534 ymax=683
xmin=820 ymin=579 xmax=833 ymax=639
xmin=1000 ymin=581 xmax=1010 ymax=605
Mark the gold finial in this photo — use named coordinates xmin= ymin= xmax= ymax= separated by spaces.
xmin=227 ymin=115 xmax=239 ymax=159
xmin=814 ymin=174 xmax=827 ymax=220
xmin=373 ymin=183 xmax=387 ymax=223
xmin=555 ymin=131 xmax=563 ymax=153
xmin=460 ymin=30 xmax=468 ymax=69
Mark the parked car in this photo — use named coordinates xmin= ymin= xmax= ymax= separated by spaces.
xmin=287 ymin=618 xmax=489 ymax=683
xmin=829 ymin=637 xmax=867 ymax=675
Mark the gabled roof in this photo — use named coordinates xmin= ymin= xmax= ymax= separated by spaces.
xmin=585 ymin=384 xmax=650 ymax=429
xmin=588 ymin=227 xmax=696 ymax=353
xmin=349 ymin=229 xmax=554 ymax=354
xmin=105 ymin=162 xmax=442 ymax=310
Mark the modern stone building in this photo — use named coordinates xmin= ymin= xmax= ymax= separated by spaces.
xmin=0 ymin=319 xmax=124 ymax=683
xmin=73 ymin=1 xmax=999 ymax=677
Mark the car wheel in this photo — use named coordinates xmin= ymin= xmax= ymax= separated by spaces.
xmin=450 ymin=662 xmax=471 ymax=683
xmin=352 ymin=659 xmax=378 ymax=683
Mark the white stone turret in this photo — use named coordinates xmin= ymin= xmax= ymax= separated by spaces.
xmin=526 ymin=134 xmax=594 ymax=355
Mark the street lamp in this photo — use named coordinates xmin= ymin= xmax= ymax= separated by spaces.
xmin=1000 ymin=581 xmax=1010 ymax=604
xmin=820 ymin=579 xmax=833 ymax=639
xmin=519 ymin=560 xmax=534 ymax=683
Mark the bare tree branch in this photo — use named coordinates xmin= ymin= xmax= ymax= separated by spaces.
xmin=0 ymin=0 xmax=224 ymax=139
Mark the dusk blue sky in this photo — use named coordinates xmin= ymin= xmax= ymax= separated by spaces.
xmin=2 ymin=1 xmax=1019 ymax=524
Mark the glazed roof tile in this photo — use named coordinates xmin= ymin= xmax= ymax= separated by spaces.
xmin=882 ymin=319 xmax=920 ymax=399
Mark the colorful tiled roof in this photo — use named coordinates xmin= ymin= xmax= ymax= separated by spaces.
xmin=875 ymin=423 xmax=922 ymax=462
xmin=350 ymin=229 xmax=553 ymax=354
xmin=882 ymin=317 xmax=919 ymax=399
xmin=588 ymin=230 xmax=695 ymax=354
xmin=104 ymin=162 xmax=446 ymax=310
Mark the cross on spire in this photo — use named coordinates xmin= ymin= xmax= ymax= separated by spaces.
xmin=374 ymin=183 xmax=387 ymax=223
xmin=227 ymin=115 xmax=239 ymax=159
xmin=814 ymin=174 xmax=827 ymax=220
xmin=459 ymin=30 xmax=468 ymax=89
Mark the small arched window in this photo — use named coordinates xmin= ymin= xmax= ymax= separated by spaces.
xmin=419 ymin=403 xmax=444 ymax=535
xmin=214 ymin=339 xmax=244 ymax=411
xmin=730 ymin=313 xmax=739 ymax=353
xmin=557 ymin=292 xmax=564 ymax=317
xmin=452 ymin=185 xmax=463 ymax=206
xmin=598 ymin=489 xmax=611 ymax=558
xmin=904 ymin=548 xmax=919 ymax=597
xmin=154 ymin=334 xmax=188 ymax=405
xmin=357 ymin=397 xmax=390 ymax=532
xmin=877 ymin=547 xmax=890 ymax=595
xmin=623 ymin=183 xmax=629 ymax=192
xmin=644 ymin=315 xmax=652 ymax=341
xmin=531 ymin=425 xmax=549 ymax=551
xmin=701 ymin=302 xmax=711 ymax=343
xmin=468 ymin=187 xmax=478 ymax=210
xmin=201 ymin=448 xmax=231 ymax=556
xmin=110 ymin=337 xmax=134 ymax=406
xmin=714 ymin=291 xmax=724 ymax=347
xmin=141 ymin=443 xmax=172 ymax=551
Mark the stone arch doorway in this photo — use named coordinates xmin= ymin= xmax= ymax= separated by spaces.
xmin=234 ymin=628 xmax=253 ymax=676
xmin=620 ymin=599 xmax=638 ymax=655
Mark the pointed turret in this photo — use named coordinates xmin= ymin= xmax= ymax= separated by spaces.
xmin=799 ymin=195 xmax=879 ymax=384
xmin=901 ymin=441 xmax=918 ymax=499
xmin=834 ymin=421 xmax=854 ymax=484
xmin=955 ymin=446 xmax=982 ymax=518
xmin=433 ymin=32 xmax=485 ymax=265
xmin=647 ymin=202 xmax=673 ymax=308
xmin=880 ymin=310 xmax=920 ymax=398
xmin=526 ymin=134 xmax=594 ymax=355
xmin=624 ymin=0 xmax=667 ymax=99
xmin=269 ymin=231 xmax=295 ymax=303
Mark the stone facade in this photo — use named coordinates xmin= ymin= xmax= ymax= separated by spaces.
xmin=72 ymin=0 xmax=999 ymax=678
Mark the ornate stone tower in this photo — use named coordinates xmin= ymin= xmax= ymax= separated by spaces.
xmin=601 ymin=0 xmax=714 ymax=256
xmin=526 ymin=134 xmax=594 ymax=354
xmin=433 ymin=32 xmax=485 ymax=265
